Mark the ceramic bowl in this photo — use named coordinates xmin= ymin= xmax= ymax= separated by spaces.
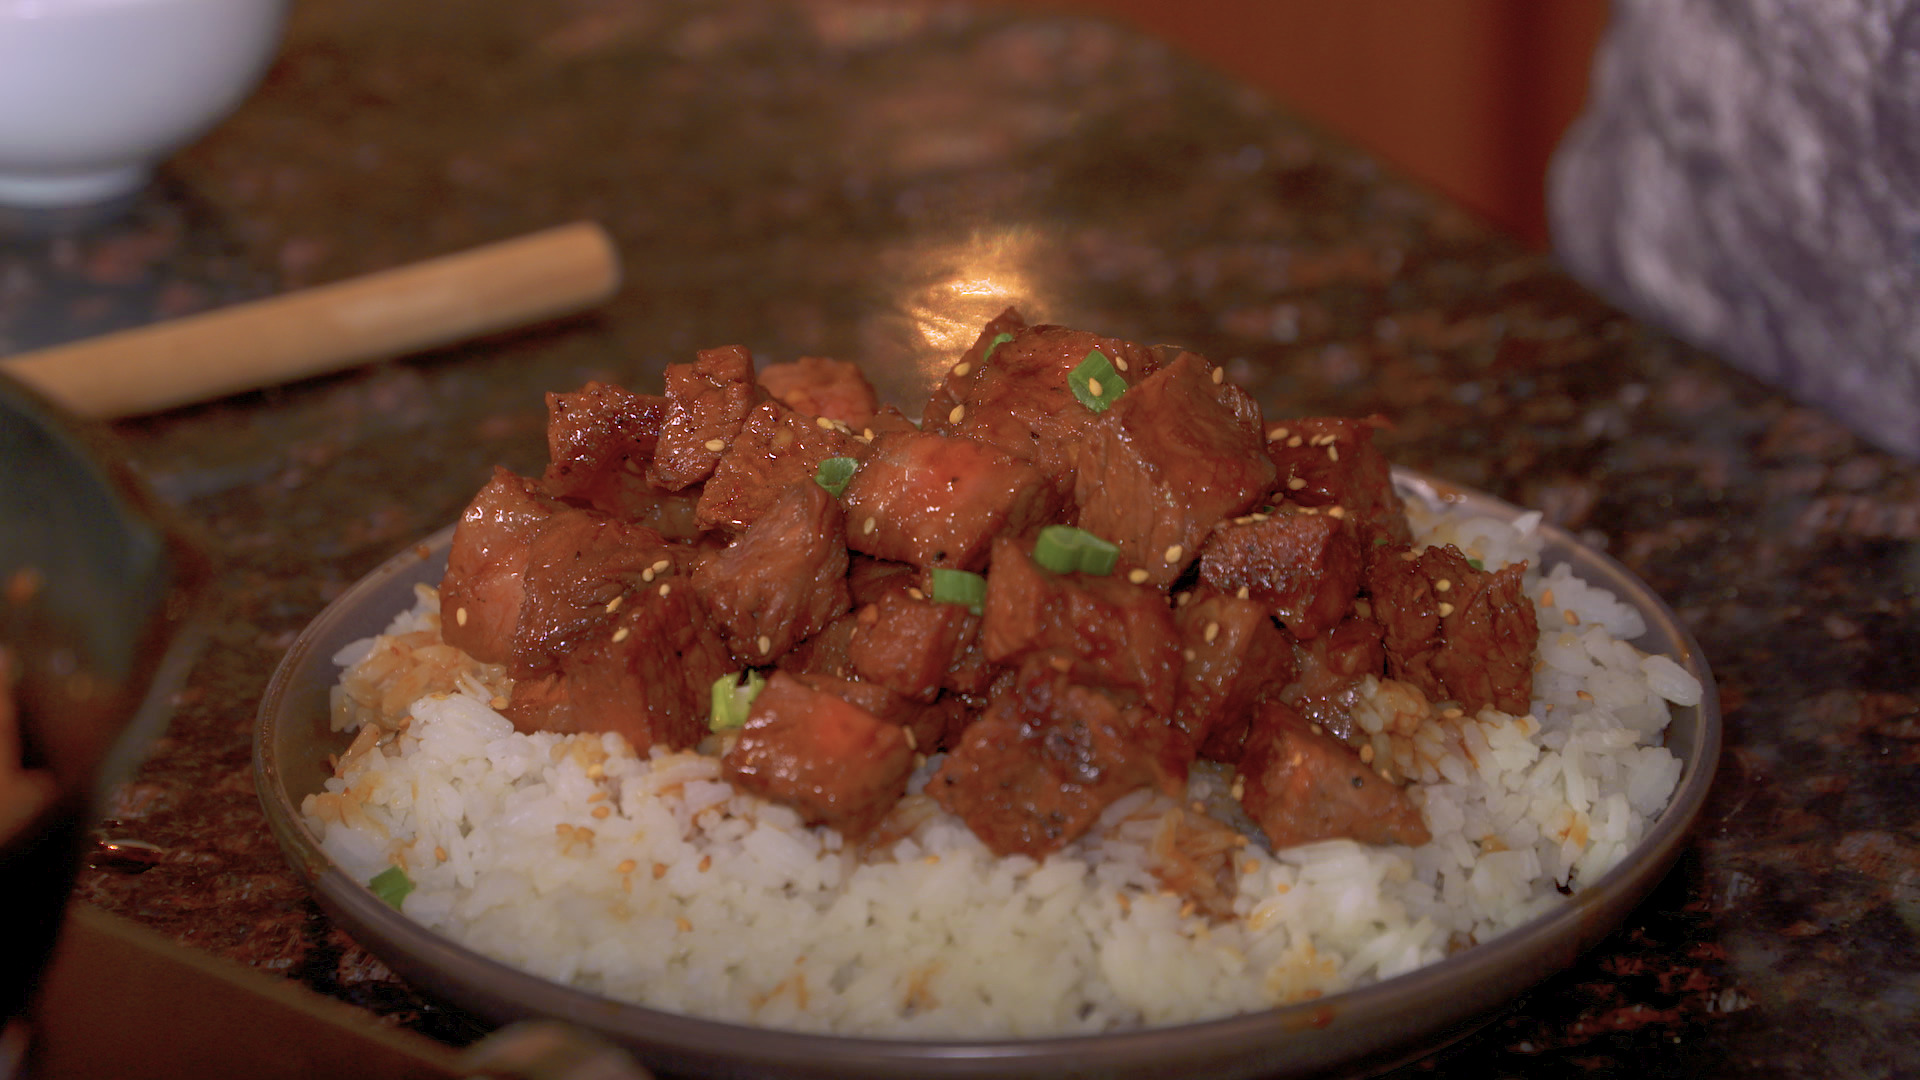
xmin=0 ymin=0 xmax=286 ymax=208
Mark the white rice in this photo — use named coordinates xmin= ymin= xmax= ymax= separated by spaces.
xmin=300 ymin=500 xmax=1700 ymax=1038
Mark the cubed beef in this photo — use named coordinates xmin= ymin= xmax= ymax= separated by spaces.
xmin=926 ymin=318 xmax=1163 ymax=497
xmin=1197 ymin=511 xmax=1363 ymax=640
xmin=691 ymin=480 xmax=851 ymax=665
xmin=980 ymin=537 xmax=1181 ymax=714
xmin=1366 ymin=543 xmax=1535 ymax=715
xmin=538 ymin=382 xmax=672 ymax=514
xmin=756 ymin=355 xmax=880 ymax=429
xmin=840 ymin=430 xmax=1056 ymax=571
xmin=1264 ymin=416 xmax=1412 ymax=545
xmin=788 ymin=671 xmax=954 ymax=755
xmin=929 ymin=658 xmax=1188 ymax=858
xmin=440 ymin=468 xmax=564 ymax=665
xmin=647 ymin=345 xmax=762 ymax=491
xmin=1074 ymin=352 xmax=1275 ymax=587
xmin=503 ymin=578 xmax=732 ymax=753
xmin=509 ymin=509 xmax=676 ymax=678
xmin=695 ymin=400 xmax=866 ymax=532
xmin=721 ymin=671 xmax=915 ymax=838
xmin=1172 ymin=589 xmax=1297 ymax=761
xmin=1276 ymin=616 xmax=1386 ymax=740
xmin=776 ymin=611 xmax=859 ymax=680
xmin=848 ymin=583 xmax=980 ymax=703
xmin=847 ymin=555 xmax=917 ymax=606
xmin=1236 ymin=701 xmax=1430 ymax=851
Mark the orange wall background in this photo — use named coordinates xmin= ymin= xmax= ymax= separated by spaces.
xmin=1029 ymin=0 xmax=1612 ymax=247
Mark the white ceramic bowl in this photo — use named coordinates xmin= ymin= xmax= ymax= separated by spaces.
xmin=0 ymin=0 xmax=286 ymax=208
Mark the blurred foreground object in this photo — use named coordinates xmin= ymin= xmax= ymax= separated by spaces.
xmin=1551 ymin=0 xmax=1920 ymax=460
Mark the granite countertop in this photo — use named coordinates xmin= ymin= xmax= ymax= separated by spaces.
xmin=4 ymin=0 xmax=1916 ymax=1076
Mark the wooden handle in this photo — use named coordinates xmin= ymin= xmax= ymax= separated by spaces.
xmin=0 ymin=221 xmax=622 ymax=419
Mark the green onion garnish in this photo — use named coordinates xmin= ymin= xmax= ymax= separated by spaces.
xmin=982 ymin=332 xmax=1015 ymax=363
xmin=1031 ymin=525 xmax=1120 ymax=576
xmin=370 ymin=865 xmax=414 ymax=910
xmin=1467 ymin=558 xmax=1485 ymax=571
xmin=1068 ymin=349 xmax=1127 ymax=412
xmin=814 ymin=456 xmax=858 ymax=497
xmin=709 ymin=669 xmax=767 ymax=732
xmin=929 ymin=568 xmax=987 ymax=614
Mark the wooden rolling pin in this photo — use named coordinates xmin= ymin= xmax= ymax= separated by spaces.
xmin=0 ymin=220 xmax=622 ymax=419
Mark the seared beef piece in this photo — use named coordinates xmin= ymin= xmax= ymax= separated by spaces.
xmin=1277 ymin=616 xmax=1386 ymax=740
xmin=647 ymin=345 xmax=762 ymax=491
xmin=1366 ymin=543 xmax=1535 ymax=715
xmin=537 ymin=383 xmax=705 ymax=538
xmin=922 ymin=307 xmax=1028 ymax=436
xmin=847 ymin=555 xmax=916 ymax=606
xmin=865 ymin=404 xmax=922 ymax=437
xmin=504 ymin=578 xmax=732 ymax=753
xmin=789 ymin=671 xmax=954 ymax=754
xmin=929 ymin=658 xmax=1188 ymax=858
xmin=695 ymin=400 xmax=866 ymax=532
xmin=980 ymin=536 xmax=1181 ymax=715
xmin=1172 ymin=589 xmax=1297 ymax=761
xmin=1236 ymin=700 xmax=1430 ymax=851
xmin=926 ymin=317 xmax=1163 ymax=498
xmin=692 ymin=480 xmax=851 ymax=665
xmin=848 ymin=583 xmax=980 ymax=703
xmin=840 ymin=430 xmax=1056 ymax=572
xmin=509 ymin=509 xmax=677 ymax=679
xmin=777 ymin=612 xmax=859 ymax=680
xmin=721 ymin=671 xmax=915 ymax=839
xmin=1197 ymin=511 xmax=1363 ymax=640
xmin=756 ymin=355 xmax=880 ymax=429
xmin=1264 ymin=416 xmax=1412 ymax=545
xmin=440 ymin=468 xmax=565 ymax=665
xmin=1074 ymin=352 xmax=1275 ymax=587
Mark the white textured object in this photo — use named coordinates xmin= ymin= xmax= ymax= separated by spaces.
xmin=0 ymin=0 xmax=285 ymax=207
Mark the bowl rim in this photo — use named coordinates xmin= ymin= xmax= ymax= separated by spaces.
xmin=253 ymin=468 xmax=1721 ymax=1079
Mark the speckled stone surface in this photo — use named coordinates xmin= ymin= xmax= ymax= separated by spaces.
xmin=3 ymin=0 xmax=1916 ymax=1076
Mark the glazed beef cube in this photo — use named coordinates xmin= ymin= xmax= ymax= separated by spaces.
xmin=776 ymin=611 xmax=860 ymax=680
xmin=504 ymin=578 xmax=732 ymax=753
xmin=1237 ymin=701 xmax=1430 ymax=851
xmin=847 ymin=555 xmax=917 ymax=606
xmin=1264 ymin=416 xmax=1412 ymax=545
xmin=539 ymin=381 xmax=669 ymax=505
xmin=1197 ymin=511 xmax=1363 ymax=641
xmin=1172 ymin=589 xmax=1297 ymax=761
xmin=691 ymin=480 xmax=851 ymax=665
xmin=509 ymin=509 xmax=677 ymax=679
xmin=647 ymin=344 xmax=762 ymax=491
xmin=1277 ymin=616 xmax=1386 ymax=740
xmin=440 ymin=468 xmax=564 ymax=665
xmin=926 ymin=318 xmax=1163 ymax=497
xmin=979 ymin=537 xmax=1181 ymax=714
xmin=757 ymin=355 xmax=880 ymax=429
xmin=1074 ymin=352 xmax=1275 ymax=587
xmin=788 ymin=671 xmax=954 ymax=754
xmin=922 ymin=307 xmax=1028 ymax=438
xmin=695 ymin=400 xmax=866 ymax=532
xmin=1367 ymin=543 xmax=1535 ymax=716
xmin=929 ymin=658 xmax=1189 ymax=858
xmin=848 ymin=584 xmax=980 ymax=703
xmin=840 ymin=431 xmax=1055 ymax=571
xmin=721 ymin=671 xmax=915 ymax=838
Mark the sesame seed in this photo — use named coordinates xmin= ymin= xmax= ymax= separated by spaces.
xmin=1088 ymin=376 xmax=1105 ymax=397
xmin=435 ymin=846 xmax=448 ymax=862
xmin=1236 ymin=586 xmax=1250 ymax=600
xmin=1163 ymin=544 xmax=1183 ymax=564
xmin=1177 ymin=592 xmax=1192 ymax=607
xmin=658 ymin=583 xmax=672 ymax=597
xmin=1243 ymin=859 xmax=1260 ymax=874
xmin=1327 ymin=506 xmax=1346 ymax=519
xmin=923 ymin=853 xmax=940 ymax=865
xmin=1437 ymin=602 xmax=1455 ymax=617
xmin=653 ymin=559 xmax=671 ymax=573
xmin=861 ymin=428 xmax=874 ymax=441
xmin=1564 ymin=609 xmax=1581 ymax=626
xmin=953 ymin=362 xmax=971 ymax=378
xmin=1541 ymin=588 xmax=1556 ymax=606
xmin=1113 ymin=355 xmax=1129 ymax=372
xmin=1327 ymin=445 xmax=1340 ymax=462
xmin=1182 ymin=647 xmax=1196 ymax=661
xmin=757 ymin=634 xmax=772 ymax=655
xmin=1268 ymin=426 xmax=1289 ymax=441
xmin=606 ymin=595 xmax=624 ymax=613
xmin=652 ymin=862 xmax=668 ymax=879
xmin=1400 ymin=551 xmax=1418 ymax=562
xmin=1211 ymin=367 xmax=1224 ymax=384
xmin=1049 ymin=655 xmax=1073 ymax=672
xmin=1577 ymin=689 xmax=1595 ymax=701
xmin=1360 ymin=744 xmax=1375 ymax=764
xmin=455 ymin=606 xmax=468 ymax=627
xmin=617 ymin=859 xmax=638 ymax=874
xmin=863 ymin=516 xmax=877 ymax=535
xmin=816 ymin=416 xmax=835 ymax=430
xmin=1127 ymin=568 xmax=1150 ymax=584
xmin=676 ymin=917 xmax=693 ymax=933
xmin=1251 ymin=512 xmax=1269 ymax=522
xmin=1287 ymin=477 xmax=1307 ymax=490
xmin=903 ymin=727 xmax=917 ymax=750
xmin=1442 ymin=707 xmax=1464 ymax=719
xmin=1435 ymin=579 xmax=1452 ymax=592
xmin=1203 ymin=621 xmax=1220 ymax=644
xmin=908 ymin=587 xmax=926 ymax=600
xmin=1287 ymin=436 xmax=1303 ymax=448
xmin=642 ymin=568 xmax=655 ymax=582
xmin=612 ymin=627 xmax=630 ymax=643
xmin=1180 ymin=900 xmax=1197 ymax=919
xmin=948 ymin=404 xmax=966 ymax=424
xmin=591 ymin=805 xmax=611 ymax=819
xmin=587 ymin=790 xmax=607 ymax=803
xmin=704 ymin=438 xmax=726 ymax=452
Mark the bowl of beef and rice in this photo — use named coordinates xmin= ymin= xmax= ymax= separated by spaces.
xmin=255 ymin=312 xmax=1719 ymax=1079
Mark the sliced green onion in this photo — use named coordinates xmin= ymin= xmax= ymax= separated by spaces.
xmin=1467 ymin=558 xmax=1485 ymax=571
xmin=1031 ymin=525 xmax=1120 ymax=576
xmin=982 ymin=331 xmax=1015 ymax=363
xmin=929 ymin=568 xmax=987 ymax=614
xmin=370 ymin=865 xmax=414 ymax=910
xmin=814 ymin=456 xmax=859 ymax=497
xmin=709 ymin=669 xmax=767 ymax=732
xmin=1068 ymin=349 xmax=1127 ymax=413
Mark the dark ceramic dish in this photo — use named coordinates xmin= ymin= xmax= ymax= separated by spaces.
xmin=255 ymin=471 xmax=1720 ymax=1080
